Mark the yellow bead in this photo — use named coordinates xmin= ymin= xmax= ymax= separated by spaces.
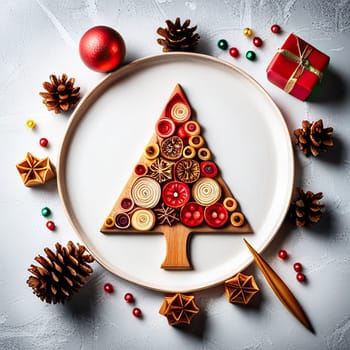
xmin=26 ymin=119 xmax=36 ymax=129
xmin=243 ymin=28 xmax=253 ymax=37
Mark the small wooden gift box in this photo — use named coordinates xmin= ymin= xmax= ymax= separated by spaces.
xmin=266 ymin=33 xmax=330 ymax=101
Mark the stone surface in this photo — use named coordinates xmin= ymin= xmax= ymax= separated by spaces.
xmin=1 ymin=0 xmax=350 ymax=349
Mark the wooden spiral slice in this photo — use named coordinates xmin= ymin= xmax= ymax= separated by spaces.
xmin=192 ymin=177 xmax=222 ymax=206
xmin=170 ymin=102 xmax=190 ymax=123
xmin=131 ymin=176 xmax=161 ymax=208
xmin=131 ymin=209 xmax=156 ymax=231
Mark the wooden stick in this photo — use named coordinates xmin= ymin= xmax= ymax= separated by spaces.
xmin=243 ymin=239 xmax=315 ymax=333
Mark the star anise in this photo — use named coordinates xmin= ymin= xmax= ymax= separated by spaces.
xmin=175 ymin=158 xmax=200 ymax=183
xmin=16 ymin=152 xmax=56 ymax=187
xmin=149 ymin=157 xmax=173 ymax=183
xmin=154 ymin=203 xmax=180 ymax=226
xmin=159 ymin=293 xmax=200 ymax=326
xmin=224 ymin=272 xmax=259 ymax=304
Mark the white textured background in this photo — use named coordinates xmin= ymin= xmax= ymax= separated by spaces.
xmin=1 ymin=1 xmax=350 ymax=349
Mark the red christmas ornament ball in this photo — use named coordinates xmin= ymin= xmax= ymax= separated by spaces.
xmin=79 ymin=26 xmax=126 ymax=72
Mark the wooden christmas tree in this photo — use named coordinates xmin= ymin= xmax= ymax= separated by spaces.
xmin=101 ymin=84 xmax=252 ymax=270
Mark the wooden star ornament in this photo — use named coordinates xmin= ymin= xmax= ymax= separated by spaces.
xmin=159 ymin=293 xmax=200 ymax=325
xmin=16 ymin=152 xmax=56 ymax=187
xmin=224 ymin=272 xmax=260 ymax=304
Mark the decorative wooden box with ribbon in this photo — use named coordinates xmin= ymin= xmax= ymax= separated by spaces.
xmin=266 ymin=33 xmax=330 ymax=101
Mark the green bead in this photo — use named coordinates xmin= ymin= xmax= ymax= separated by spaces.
xmin=41 ymin=207 xmax=51 ymax=217
xmin=217 ymin=39 xmax=228 ymax=50
xmin=246 ymin=50 xmax=256 ymax=61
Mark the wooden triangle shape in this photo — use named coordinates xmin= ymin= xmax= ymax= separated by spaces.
xmin=101 ymin=84 xmax=253 ymax=270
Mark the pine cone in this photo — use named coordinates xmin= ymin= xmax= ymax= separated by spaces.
xmin=293 ymin=119 xmax=333 ymax=157
xmin=290 ymin=188 xmax=324 ymax=227
xmin=27 ymin=241 xmax=94 ymax=304
xmin=157 ymin=18 xmax=200 ymax=52
xmin=39 ymin=74 xmax=80 ymax=114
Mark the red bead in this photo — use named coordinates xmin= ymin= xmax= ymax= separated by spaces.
xmin=229 ymin=47 xmax=239 ymax=58
xmin=104 ymin=283 xmax=114 ymax=293
xmin=200 ymin=161 xmax=218 ymax=178
xmin=132 ymin=307 xmax=142 ymax=317
xmin=271 ymin=24 xmax=281 ymax=34
xmin=296 ymin=272 xmax=306 ymax=282
xmin=46 ymin=220 xmax=55 ymax=231
xmin=293 ymin=262 xmax=303 ymax=272
xmin=253 ymin=37 xmax=263 ymax=47
xmin=278 ymin=249 xmax=288 ymax=259
xmin=177 ymin=126 xmax=189 ymax=139
xmin=134 ymin=164 xmax=147 ymax=176
xmin=39 ymin=138 xmax=48 ymax=147
xmin=124 ymin=292 xmax=134 ymax=303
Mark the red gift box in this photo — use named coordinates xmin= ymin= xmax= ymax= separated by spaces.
xmin=266 ymin=33 xmax=330 ymax=101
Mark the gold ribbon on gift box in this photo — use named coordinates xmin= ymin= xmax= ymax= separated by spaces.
xmin=277 ymin=37 xmax=323 ymax=93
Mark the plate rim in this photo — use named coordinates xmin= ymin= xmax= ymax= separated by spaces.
xmin=57 ymin=52 xmax=295 ymax=292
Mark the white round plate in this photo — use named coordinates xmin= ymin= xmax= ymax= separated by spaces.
xmin=58 ymin=53 xmax=294 ymax=292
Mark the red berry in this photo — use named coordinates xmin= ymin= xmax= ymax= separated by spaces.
xmin=46 ymin=220 xmax=55 ymax=230
xmin=271 ymin=24 xmax=281 ymax=34
xmin=229 ymin=47 xmax=239 ymax=58
xmin=278 ymin=249 xmax=288 ymax=259
xmin=293 ymin=262 xmax=303 ymax=272
xmin=104 ymin=283 xmax=114 ymax=293
xmin=124 ymin=293 xmax=134 ymax=303
xmin=132 ymin=307 xmax=142 ymax=317
xmin=39 ymin=138 xmax=48 ymax=147
xmin=296 ymin=273 xmax=306 ymax=282
xmin=134 ymin=164 xmax=147 ymax=176
xmin=177 ymin=126 xmax=189 ymax=139
xmin=253 ymin=37 xmax=263 ymax=47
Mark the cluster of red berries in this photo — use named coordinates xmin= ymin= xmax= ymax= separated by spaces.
xmin=278 ymin=249 xmax=306 ymax=282
xmin=104 ymin=283 xmax=142 ymax=318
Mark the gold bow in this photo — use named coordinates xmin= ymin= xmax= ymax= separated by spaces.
xmin=278 ymin=37 xmax=323 ymax=93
